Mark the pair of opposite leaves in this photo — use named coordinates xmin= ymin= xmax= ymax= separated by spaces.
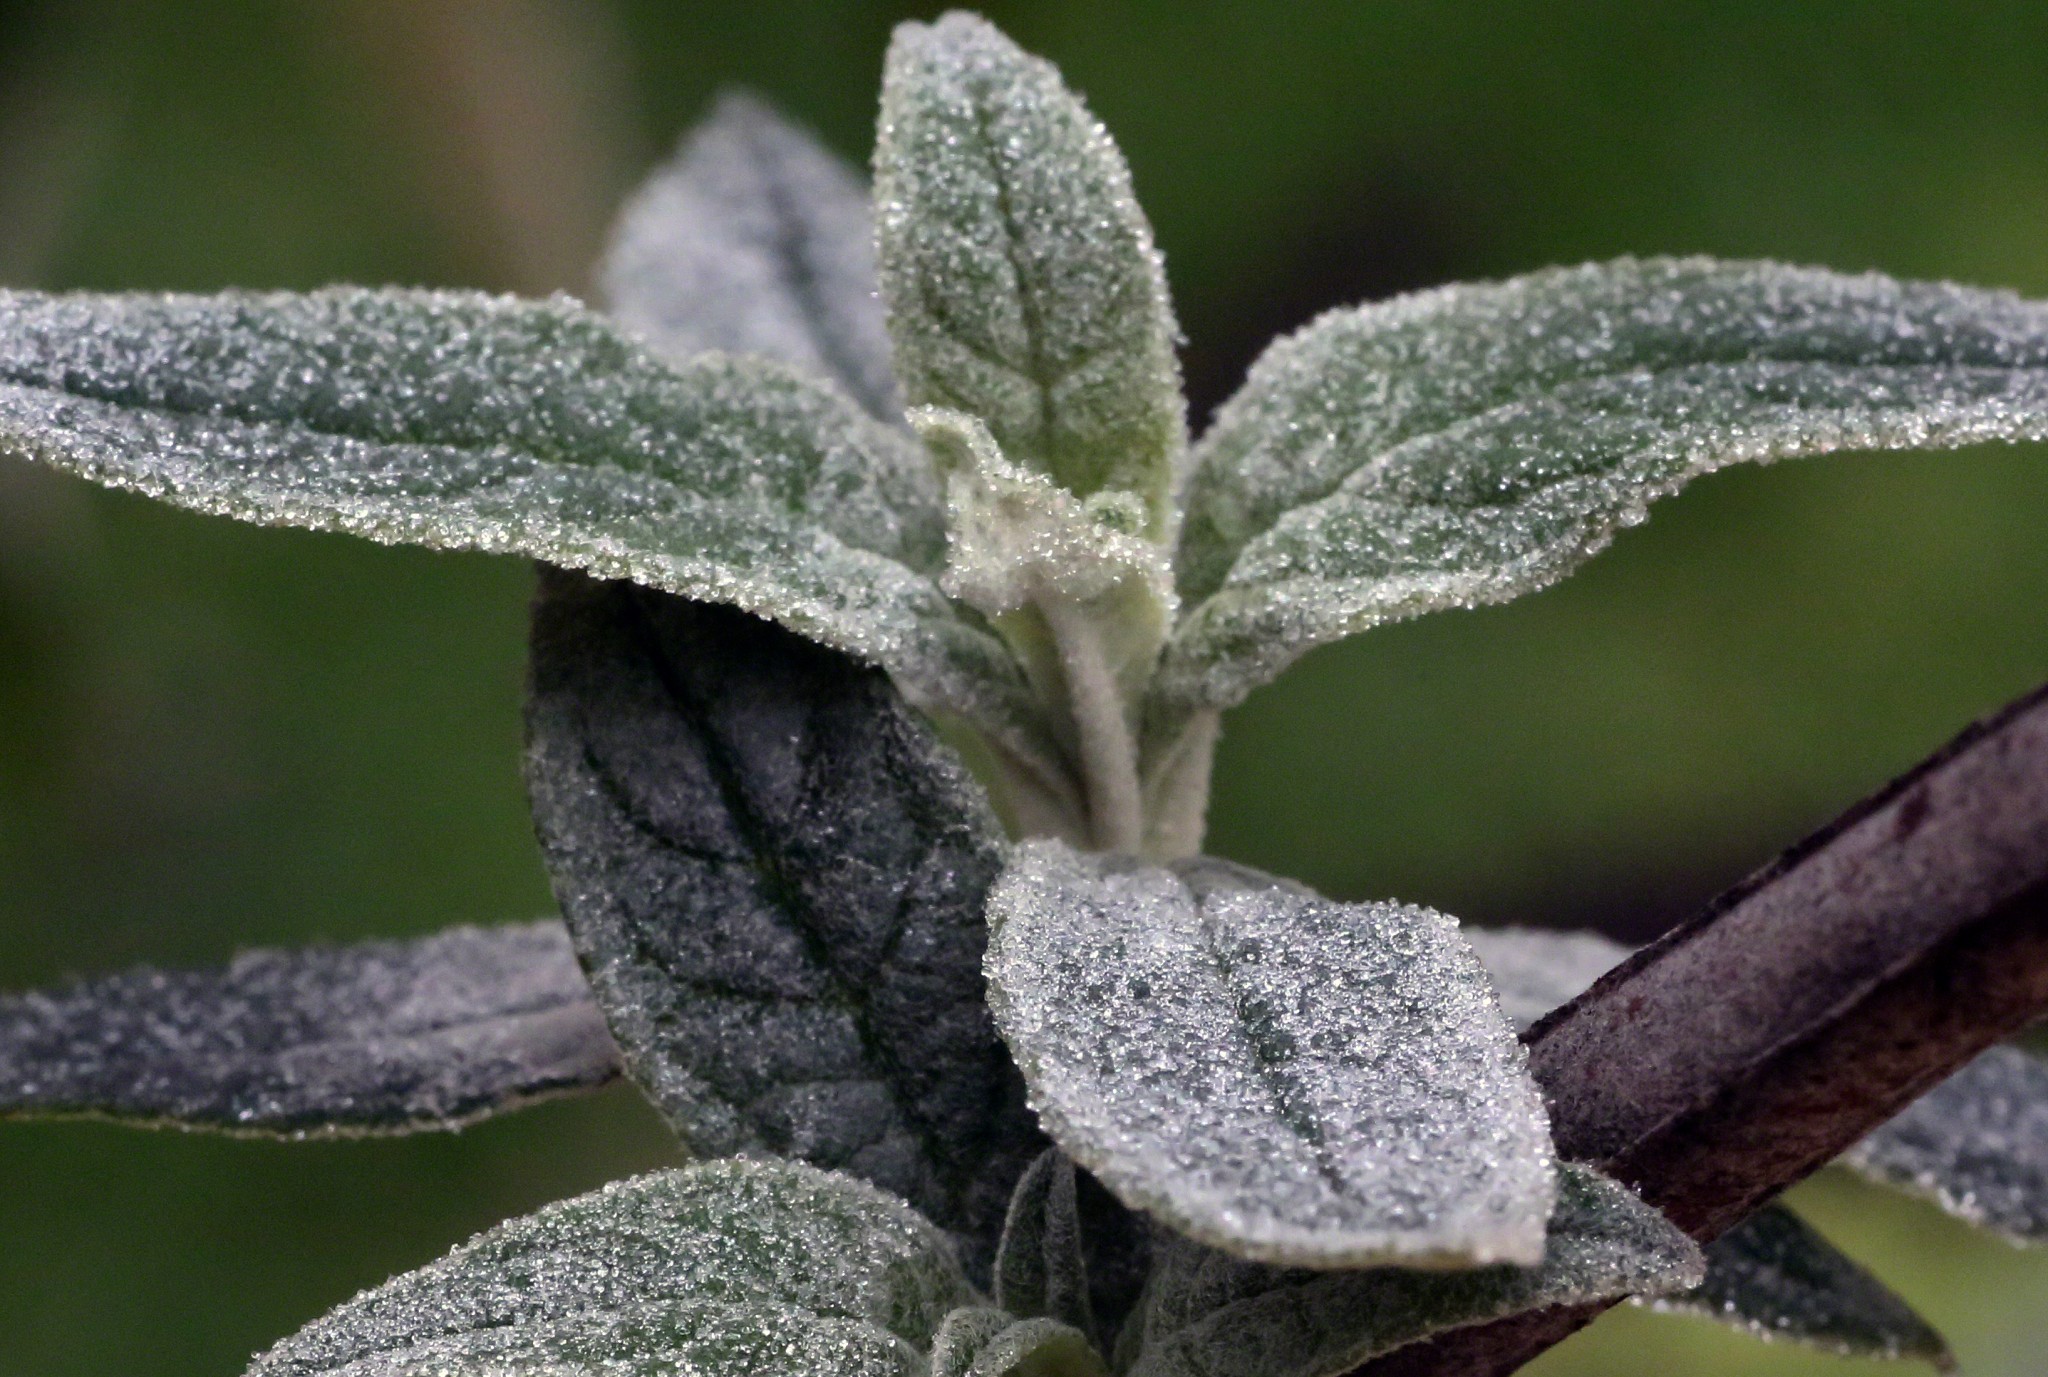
xmin=4 ymin=8 xmax=2048 ymax=1374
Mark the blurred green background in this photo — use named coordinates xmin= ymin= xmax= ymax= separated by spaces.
xmin=2 ymin=1 xmax=2046 ymax=1373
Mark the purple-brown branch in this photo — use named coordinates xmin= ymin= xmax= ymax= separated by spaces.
xmin=1359 ymin=679 xmax=2048 ymax=1377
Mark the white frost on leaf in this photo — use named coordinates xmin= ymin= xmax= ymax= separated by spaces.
xmin=599 ymin=89 xmax=900 ymax=421
xmin=984 ymin=841 xmax=1556 ymax=1269
xmin=245 ymin=1159 xmax=978 ymax=1376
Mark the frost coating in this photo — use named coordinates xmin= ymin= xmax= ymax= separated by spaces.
xmin=246 ymin=1158 xmax=977 ymax=1377
xmin=1121 ymin=1165 xmax=1704 ymax=1377
xmin=1462 ymin=925 xmax=1630 ymax=1031
xmin=930 ymin=1308 xmax=1107 ymax=1377
xmin=1646 ymin=1205 xmax=1953 ymax=1368
xmin=1843 ymin=1045 xmax=2048 ymax=1243
xmin=526 ymin=576 xmax=1044 ymax=1266
xmin=984 ymin=841 xmax=1556 ymax=1268
xmin=600 ymin=90 xmax=901 ymax=421
xmin=1160 ymin=258 xmax=2048 ymax=727
xmin=0 ymin=920 xmax=616 ymax=1135
xmin=876 ymin=12 xmax=1185 ymax=532
xmin=0 ymin=286 xmax=1065 ymax=785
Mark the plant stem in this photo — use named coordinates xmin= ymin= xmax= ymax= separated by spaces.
xmin=1039 ymin=598 xmax=1145 ymax=853
xmin=1355 ymin=679 xmax=2048 ymax=1377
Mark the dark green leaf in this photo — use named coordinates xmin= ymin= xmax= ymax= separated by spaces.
xmin=524 ymin=572 xmax=1044 ymax=1266
xmin=0 ymin=920 xmax=615 ymax=1135
xmin=1646 ymin=1205 xmax=1953 ymax=1369
xmin=930 ymin=1308 xmax=1108 ymax=1377
xmin=995 ymin=1150 xmax=1096 ymax=1341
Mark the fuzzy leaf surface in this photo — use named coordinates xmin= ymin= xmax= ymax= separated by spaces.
xmin=1646 ymin=1205 xmax=1953 ymax=1368
xmin=526 ymin=573 xmax=1043 ymax=1264
xmin=1844 ymin=1044 xmax=2048 ymax=1243
xmin=0 ymin=286 xmax=1058 ymax=768
xmin=0 ymin=920 xmax=615 ymax=1135
xmin=600 ymin=91 xmax=899 ymax=419
xmin=1164 ymin=258 xmax=2048 ymax=721
xmin=875 ymin=12 xmax=1183 ymax=527
xmin=984 ymin=842 xmax=1555 ymax=1268
xmin=931 ymin=1308 xmax=1108 ymax=1377
xmin=995 ymin=1149 xmax=1097 ymax=1340
xmin=245 ymin=1158 xmax=976 ymax=1377
xmin=1121 ymin=1165 xmax=1703 ymax=1377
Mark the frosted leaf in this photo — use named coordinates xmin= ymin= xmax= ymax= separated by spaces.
xmin=1161 ymin=257 xmax=2048 ymax=722
xmin=930 ymin=1308 xmax=1108 ymax=1377
xmin=875 ymin=12 xmax=1185 ymax=531
xmin=983 ymin=841 xmax=1556 ymax=1268
xmin=245 ymin=1157 xmax=977 ymax=1377
xmin=1644 ymin=1204 xmax=1953 ymax=1368
xmin=1121 ymin=1164 xmax=1704 ymax=1377
xmin=0 ymin=920 xmax=615 ymax=1135
xmin=0 ymin=285 xmax=1067 ymax=781
xmin=525 ymin=574 xmax=1045 ymax=1268
xmin=599 ymin=90 xmax=900 ymax=421
xmin=1844 ymin=1045 xmax=2048 ymax=1243
xmin=1462 ymin=925 xmax=1631 ymax=1031
xmin=995 ymin=1150 xmax=1096 ymax=1340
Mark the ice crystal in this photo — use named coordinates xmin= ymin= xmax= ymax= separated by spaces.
xmin=984 ymin=841 xmax=1555 ymax=1268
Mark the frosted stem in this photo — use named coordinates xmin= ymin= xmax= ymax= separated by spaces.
xmin=1039 ymin=598 xmax=1144 ymax=854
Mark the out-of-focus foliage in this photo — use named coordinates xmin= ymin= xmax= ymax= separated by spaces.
xmin=2 ymin=2 xmax=2047 ymax=1375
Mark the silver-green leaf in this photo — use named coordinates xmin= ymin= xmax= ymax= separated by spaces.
xmin=600 ymin=90 xmax=900 ymax=421
xmin=1120 ymin=1165 xmax=1704 ymax=1377
xmin=1844 ymin=1044 xmax=2048 ymax=1244
xmin=875 ymin=12 xmax=1184 ymax=531
xmin=1162 ymin=257 xmax=2048 ymax=724
xmin=984 ymin=841 xmax=1555 ymax=1268
xmin=246 ymin=1158 xmax=978 ymax=1377
xmin=0 ymin=920 xmax=616 ymax=1135
xmin=931 ymin=1308 xmax=1108 ymax=1377
xmin=995 ymin=1150 xmax=1096 ymax=1340
xmin=0 ymin=285 xmax=1061 ymax=776
xmin=525 ymin=574 xmax=1044 ymax=1266
xmin=1646 ymin=1205 xmax=1953 ymax=1369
